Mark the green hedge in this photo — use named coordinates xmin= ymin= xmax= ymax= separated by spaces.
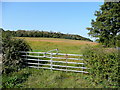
xmin=2 ymin=32 xmax=32 ymax=74
xmin=82 ymin=45 xmax=119 ymax=88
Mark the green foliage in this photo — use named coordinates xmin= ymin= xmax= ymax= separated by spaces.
xmin=2 ymin=68 xmax=31 ymax=88
xmin=87 ymin=2 xmax=120 ymax=47
xmin=3 ymin=67 xmax=118 ymax=88
xmin=14 ymin=68 xmax=95 ymax=88
xmin=117 ymin=34 xmax=120 ymax=47
xmin=0 ymin=28 xmax=2 ymax=53
xmin=82 ymin=45 xmax=119 ymax=88
xmin=2 ymin=31 xmax=32 ymax=74
xmin=3 ymin=29 xmax=92 ymax=41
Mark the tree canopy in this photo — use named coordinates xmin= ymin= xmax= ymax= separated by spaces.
xmin=87 ymin=2 xmax=120 ymax=47
xmin=1 ymin=29 xmax=92 ymax=41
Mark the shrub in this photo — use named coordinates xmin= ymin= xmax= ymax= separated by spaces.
xmin=2 ymin=68 xmax=31 ymax=88
xmin=82 ymin=45 xmax=119 ymax=88
xmin=2 ymin=32 xmax=32 ymax=74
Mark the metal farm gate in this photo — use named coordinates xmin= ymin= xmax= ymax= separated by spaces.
xmin=20 ymin=49 xmax=88 ymax=73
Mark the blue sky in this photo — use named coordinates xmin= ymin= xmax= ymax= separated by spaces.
xmin=2 ymin=2 xmax=104 ymax=41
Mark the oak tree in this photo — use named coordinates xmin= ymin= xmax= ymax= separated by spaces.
xmin=87 ymin=2 xmax=120 ymax=47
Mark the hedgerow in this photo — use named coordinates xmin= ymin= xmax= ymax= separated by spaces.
xmin=2 ymin=32 xmax=32 ymax=74
xmin=82 ymin=45 xmax=119 ymax=88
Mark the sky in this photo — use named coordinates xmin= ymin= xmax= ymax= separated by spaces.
xmin=2 ymin=2 xmax=104 ymax=41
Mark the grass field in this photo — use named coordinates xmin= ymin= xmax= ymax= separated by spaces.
xmin=16 ymin=37 xmax=99 ymax=54
xmin=2 ymin=37 xmax=103 ymax=88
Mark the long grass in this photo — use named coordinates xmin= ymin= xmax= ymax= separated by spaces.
xmin=2 ymin=67 xmax=104 ymax=88
xmin=22 ymin=68 xmax=91 ymax=88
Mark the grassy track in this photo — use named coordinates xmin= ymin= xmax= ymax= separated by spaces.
xmin=16 ymin=37 xmax=99 ymax=54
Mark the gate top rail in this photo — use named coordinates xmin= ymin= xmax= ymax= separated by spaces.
xmin=20 ymin=51 xmax=82 ymax=56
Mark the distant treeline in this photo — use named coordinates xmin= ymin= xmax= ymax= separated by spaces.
xmin=1 ymin=28 xmax=92 ymax=41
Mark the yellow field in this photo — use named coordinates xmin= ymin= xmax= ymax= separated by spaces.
xmin=16 ymin=37 xmax=99 ymax=54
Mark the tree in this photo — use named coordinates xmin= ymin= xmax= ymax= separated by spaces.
xmin=87 ymin=2 xmax=120 ymax=47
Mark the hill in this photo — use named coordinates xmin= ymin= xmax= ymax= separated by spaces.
xmin=2 ymin=29 xmax=92 ymax=41
xmin=16 ymin=37 xmax=98 ymax=54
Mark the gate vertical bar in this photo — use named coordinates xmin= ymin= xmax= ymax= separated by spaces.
xmin=82 ymin=57 xmax=84 ymax=74
xmin=50 ymin=53 xmax=53 ymax=71
xmin=38 ymin=53 xmax=39 ymax=69
xmin=66 ymin=54 xmax=68 ymax=72
xmin=25 ymin=52 xmax=28 ymax=67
